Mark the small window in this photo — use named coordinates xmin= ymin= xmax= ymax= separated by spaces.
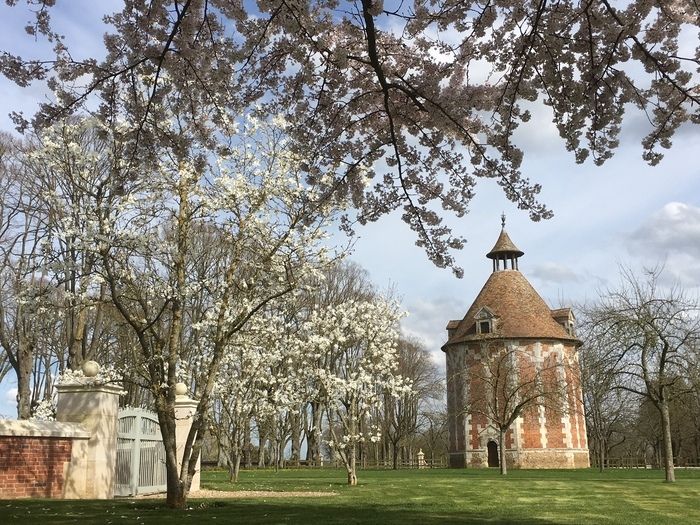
xmin=479 ymin=321 xmax=491 ymax=334
xmin=475 ymin=307 xmax=495 ymax=334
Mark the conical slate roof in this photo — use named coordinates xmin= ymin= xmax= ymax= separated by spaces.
xmin=442 ymin=270 xmax=580 ymax=348
xmin=486 ymin=229 xmax=524 ymax=259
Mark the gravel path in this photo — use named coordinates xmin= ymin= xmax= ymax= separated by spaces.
xmin=134 ymin=489 xmax=337 ymax=499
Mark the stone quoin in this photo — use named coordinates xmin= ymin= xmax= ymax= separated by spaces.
xmin=442 ymin=217 xmax=589 ymax=469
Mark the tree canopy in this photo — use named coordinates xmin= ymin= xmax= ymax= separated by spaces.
xmin=2 ymin=0 xmax=698 ymax=274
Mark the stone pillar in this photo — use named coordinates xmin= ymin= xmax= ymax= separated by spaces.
xmin=174 ymin=383 xmax=201 ymax=492
xmin=56 ymin=376 xmax=122 ymax=499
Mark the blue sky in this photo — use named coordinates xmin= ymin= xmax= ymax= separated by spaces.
xmin=1 ymin=1 xmax=699 ymax=417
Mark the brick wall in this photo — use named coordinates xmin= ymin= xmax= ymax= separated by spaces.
xmin=0 ymin=436 xmax=73 ymax=499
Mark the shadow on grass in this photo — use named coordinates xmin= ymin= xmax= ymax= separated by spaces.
xmin=0 ymin=498 xmax=555 ymax=525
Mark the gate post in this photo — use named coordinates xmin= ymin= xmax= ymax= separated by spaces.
xmin=175 ymin=383 xmax=201 ymax=491
xmin=56 ymin=362 xmax=123 ymax=499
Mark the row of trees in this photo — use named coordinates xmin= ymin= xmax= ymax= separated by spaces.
xmin=4 ymin=117 xmax=697 ymax=491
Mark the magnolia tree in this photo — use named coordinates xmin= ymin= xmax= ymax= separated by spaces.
xmin=297 ymin=297 xmax=411 ymax=485
xmin=302 ymin=260 xmax=377 ymax=465
xmin=211 ymin=306 xmax=310 ymax=481
xmin=32 ymin=115 xmax=345 ymax=507
xmin=1 ymin=122 xmax=145 ymax=418
xmin=24 ymin=121 xmax=118 ymax=371
xmin=3 ymin=1 xmax=698 ymax=276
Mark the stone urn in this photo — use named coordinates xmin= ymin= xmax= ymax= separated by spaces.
xmin=81 ymin=360 xmax=100 ymax=378
xmin=175 ymin=382 xmax=188 ymax=397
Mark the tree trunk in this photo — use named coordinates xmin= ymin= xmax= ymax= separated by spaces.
xmin=659 ymin=400 xmax=676 ymax=482
xmin=229 ymin=451 xmax=241 ymax=482
xmin=305 ymin=424 xmax=315 ymax=463
xmin=67 ymin=304 xmax=88 ymax=370
xmin=309 ymin=401 xmax=322 ymax=466
xmin=290 ymin=411 xmax=301 ymax=467
xmin=273 ymin=437 xmax=281 ymax=472
xmin=258 ymin=434 xmax=266 ymax=468
xmin=499 ymin=428 xmax=507 ymax=475
xmin=160 ymin=407 xmax=187 ymax=509
xmin=165 ymin=472 xmax=187 ymax=509
xmin=598 ymin=437 xmax=605 ymax=473
xmin=392 ymin=442 xmax=399 ymax=469
xmin=244 ymin=419 xmax=253 ymax=468
xmin=16 ymin=342 xmax=33 ymax=419
xmin=347 ymin=444 xmax=357 ymax=486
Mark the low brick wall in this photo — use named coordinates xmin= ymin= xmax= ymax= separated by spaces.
xmin=0 ymin=420 xmax=89 ymax=499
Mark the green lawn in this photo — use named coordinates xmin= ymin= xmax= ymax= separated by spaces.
xmin=2 ymin=468 xmax=700 ymax=524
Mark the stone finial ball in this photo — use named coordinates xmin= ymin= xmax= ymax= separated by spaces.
xmin=82 ymin=360 xmax=100 ymax=377
xmin=175 ymin=382 xmax=188 ymax=396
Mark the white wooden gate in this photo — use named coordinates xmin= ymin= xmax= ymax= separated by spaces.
xmin=115 ymin=408 xmax=167 ymax=496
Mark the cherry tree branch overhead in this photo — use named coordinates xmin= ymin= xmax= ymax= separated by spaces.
xmin=2 ymin=0 xmax=699 ymax=275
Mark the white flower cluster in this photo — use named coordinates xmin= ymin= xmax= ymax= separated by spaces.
xmin=30 ymin=399 xmax=56 ymax=422
xmin=56 ymin=364 xmax=123 ymax=386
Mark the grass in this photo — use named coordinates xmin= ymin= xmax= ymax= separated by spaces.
xmin=2 ymin=467 xmax=700 ymax=524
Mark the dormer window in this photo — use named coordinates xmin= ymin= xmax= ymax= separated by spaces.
xmin=475 ymin=307 xmax=496 ymax=335
xmin=551 ymin=308 xmax=576 ymax=337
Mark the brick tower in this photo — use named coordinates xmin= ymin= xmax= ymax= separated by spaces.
xmin=443 ymin=217 xmax=589 ymax=469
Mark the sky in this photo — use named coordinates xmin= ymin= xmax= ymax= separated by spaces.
xmin=0 ymin=2 xmax=699 ymax=417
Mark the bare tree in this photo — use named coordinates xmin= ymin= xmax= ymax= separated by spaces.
xmin=465 ymin=343 xmax=571 ymax=475
xmin=579 ymin=332 xmax=635 ymax=471
xmin=384 ymin=337 xmax=442 ymax=469
xmin=0 ymin=134 xmax=52 ymax=418
xmin=416 ymin=409 xmax=449 ymax=467
xmin=583 ymin=266 xmax=700 ymax=482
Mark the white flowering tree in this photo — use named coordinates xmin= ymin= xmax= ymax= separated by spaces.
xmin=297 ymin=297 xmax=411 ymax=485
xmin=210 ymin=304 xmax=310 ymax=481
xmin=300 ymin=260 xmax=377 ymax=465
xmin=0 ymin=122 xmax=139 ymax=418
xmin=24 ymin=120 xmax=118 ymax=371
xmin=31 ymin=113 xmax=344 ymax=507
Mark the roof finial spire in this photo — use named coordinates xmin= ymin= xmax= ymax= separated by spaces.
xmin=487 ymin=217 xmax=524 ymax=272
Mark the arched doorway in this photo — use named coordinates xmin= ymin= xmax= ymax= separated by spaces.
xmin=487 ymin=441 xmax=499 ymax=467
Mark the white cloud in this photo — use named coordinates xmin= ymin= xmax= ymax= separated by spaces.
xmin=628 ymin=202 xmax=700 ymax=258
xmin=398 ymin=296 xmax=466 ymax=374
xmin=625 ymin=202 xmax=700 ymax=286
xmin=530 ymin=262 xmax=581 ymax=284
